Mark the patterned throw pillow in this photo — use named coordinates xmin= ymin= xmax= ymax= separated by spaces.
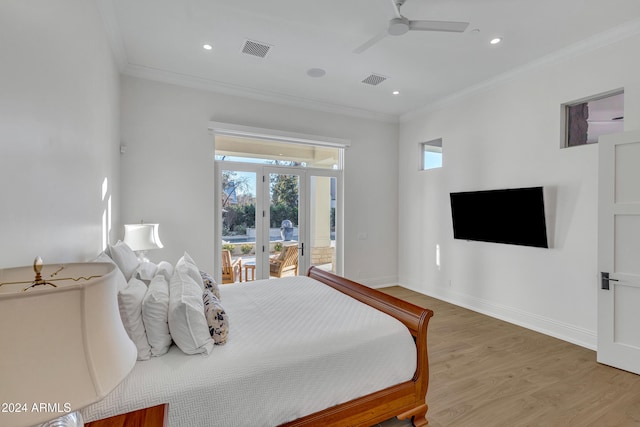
xmin=200 ymin=270 xmax=221 ymax=300
xmin=202 ymin=289 xmax=229 ymax=345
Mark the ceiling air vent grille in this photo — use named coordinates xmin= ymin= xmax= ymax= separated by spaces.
xmin=241 ymin=39 xmax=272 ymax=58
xmin=361 ymin=73 xmax=387 ymax=86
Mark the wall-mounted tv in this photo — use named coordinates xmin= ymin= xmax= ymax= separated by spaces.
xmin=450 ymin=186 xmax=549 ymax=248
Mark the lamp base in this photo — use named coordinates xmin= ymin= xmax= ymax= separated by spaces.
xmin=35 ymin=411 xmax=83 ymax=427
xmin=134 ymin=250 xmax=150 ymax=263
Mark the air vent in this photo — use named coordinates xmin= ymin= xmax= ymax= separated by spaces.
xmin=361 ymin=73 xmax=387 ymax=86
xmin=241 ymin=39 xmax=272 ymax=58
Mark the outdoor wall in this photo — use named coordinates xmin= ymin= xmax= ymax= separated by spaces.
xmin=0 ymin=0 xmax=121 ymax=268
xmin=398 ymin=30 xmax=640 ymax=349
xmin=119 ymin=75 xmax=399 ymax=284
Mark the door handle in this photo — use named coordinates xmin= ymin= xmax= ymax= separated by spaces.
xmin=298 ymin=242 xmax=304 ymax=256
xmin=601 ymin=272 xmax=618 ymax=290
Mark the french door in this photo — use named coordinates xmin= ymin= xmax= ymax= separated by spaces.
xmin=597 ymin=130 xmax=640 ymax=375
xmin=262 ymin=167 xmax=305 ymax=281
xmin=217 ymin=162 xmax=341 ymax=282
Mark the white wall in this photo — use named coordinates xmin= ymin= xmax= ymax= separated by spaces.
xmin=398 ymin=33 xmax=640 ymax=349
xmin=0 ymin=0 xmax=121 ymax=268
xmin=119 ymin=76 xmax=399 ymax=284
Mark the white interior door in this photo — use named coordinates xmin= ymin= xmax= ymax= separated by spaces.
xmin=597 ymin=130 xmax=640 ymax=375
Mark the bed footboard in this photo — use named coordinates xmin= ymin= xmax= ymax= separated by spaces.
xmin=281 ymin=267 xmax=434 ymax=427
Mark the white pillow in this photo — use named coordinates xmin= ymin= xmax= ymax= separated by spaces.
xmin=94 ymin=251 xmax=126 ymax=294
xmin=168 ymin=255 xmax=214 ymax=355
xmin=142 ymin=274 xmax=172 ymax=356
xmin=109 ymin=241 xmax=140 ymax=281
xmin=182 ymin=251 xmax=205 ymax=290
xmin=136 ymin=261 xmax=158 ymax=282
xmin=94 ymin=251 xmax=113 ymax=264
xmin=118 ymin=277 xmax=152 ymax=361
xmin=156 ymin=261 xmax=174 ymax=282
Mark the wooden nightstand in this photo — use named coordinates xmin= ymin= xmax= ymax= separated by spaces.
xmin=86 ymin=404 xmax=168 ymax=427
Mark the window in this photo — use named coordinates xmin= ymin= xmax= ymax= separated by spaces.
xmin=563 ymin=90 xmax=624 ymax=148
xmin=215 ymin=135 xmax=342 ymax=169
xmin=420 ymin=138 xmax=442 ymax=170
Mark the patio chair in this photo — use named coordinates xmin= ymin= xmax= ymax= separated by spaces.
xmin=269 ymin=244 xmax=299 ymax=278
xmin=221 ymin=250 xmax=242 ymax=284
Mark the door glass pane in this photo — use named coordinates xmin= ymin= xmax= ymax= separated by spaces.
xmin=268 ymin=173 xmax=300 ymax=278
xmin=309 ymin=176 xmax=337 ymax=273
xmin=221 ymin=169 xmax=256 ymax=283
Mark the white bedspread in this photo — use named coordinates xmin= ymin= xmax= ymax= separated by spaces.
xmin=82 ymin=276 xmax=416 ymax=426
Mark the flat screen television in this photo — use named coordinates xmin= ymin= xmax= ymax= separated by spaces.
xmin=450 ymin=186 xmax=549 ymax=248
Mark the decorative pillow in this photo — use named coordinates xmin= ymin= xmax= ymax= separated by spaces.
xmin=118 ymin=277 xmax=151 ymax=360
xmin=182 ymin=252 xmax=205 ymax=291
xmin=94 ymin=251 xmax=113 ymax=264
xmin=203 ymin=290 xmax=229 ymax=345
xmin=94 ymin=251 xmax=127 ymax=293
xmin=156 ymin=261 xmax=174 ymax=282
xmin=136 ymin=261 xmax=158 ymax=283
xmin=168 ymin=255 xmax=214 ymax=355
xmin=200 ymin=270 xmax=221 ymax=300
xmin=108 ymin=241 xmax=140 ymax=281
xmin=142 ymin=274 xmax=172 ymax=357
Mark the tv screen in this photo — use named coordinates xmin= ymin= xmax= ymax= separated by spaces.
xmin=450 ymin=186 xmax=549 ymax=248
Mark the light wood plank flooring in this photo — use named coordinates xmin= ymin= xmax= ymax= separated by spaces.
xmin=374 ymin=286 xmax=640 ymax=427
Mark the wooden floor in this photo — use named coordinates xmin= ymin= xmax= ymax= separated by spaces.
xmin=373 ymin=286 xmax=640 ymax=427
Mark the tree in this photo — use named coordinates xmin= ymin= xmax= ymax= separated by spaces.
xmin=221 ymin=170 xmax=251 ymax=208
xmin=270 ymin=174 xmax=298 ymax=206
xmin=270 ymin=172 xmax=299 ymax=227
xmin=222 ymin=171 xmax=254 ymax=233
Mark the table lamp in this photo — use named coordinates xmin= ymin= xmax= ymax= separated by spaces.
xmin=0 ymin=258 xmax=137 ymax=427
xmin=123 ymin=223 xmax=164 ymax=262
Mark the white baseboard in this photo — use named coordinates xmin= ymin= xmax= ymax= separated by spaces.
xmin=359 ymin=275 xmax=398 ymax=289
xmin=398 ymin=279 xmax=597 ymax=350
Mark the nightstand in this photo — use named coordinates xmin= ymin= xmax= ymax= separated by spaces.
xmin=85 ymin=404 xmax=168 ymax=427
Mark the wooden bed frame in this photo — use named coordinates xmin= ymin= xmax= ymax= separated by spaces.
xmin=281 ymin=267 xmax=434 ymax=427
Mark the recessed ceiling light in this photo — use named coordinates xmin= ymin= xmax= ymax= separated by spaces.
xmin=392 ymin=90 xmax=400 ymax=95
xmin=203 ymin=44 xmax=213 ymax=50
xmin=490 ymin=37 xmax=502 ymax=45
xmin=307 ymin=68 xmax=326 ymax=78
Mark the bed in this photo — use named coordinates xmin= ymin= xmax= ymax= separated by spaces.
xmin=82 ymin=267 xmax=434 ymax=427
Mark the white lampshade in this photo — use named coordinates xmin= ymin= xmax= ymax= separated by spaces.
xmin=0 ymin=262 xmax=137 ymax=427
xmin=123 ymin=223 xmax=164 ymax=251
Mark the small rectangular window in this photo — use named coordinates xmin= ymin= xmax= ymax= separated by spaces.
xmin=420 ymin=138 xmax=442 ymax=170
xmin=563 ymin=90 xmax=624 ymax=148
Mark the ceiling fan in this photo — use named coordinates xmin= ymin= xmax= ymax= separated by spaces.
xmin=353 ymin=0 xmax=469 ymax=54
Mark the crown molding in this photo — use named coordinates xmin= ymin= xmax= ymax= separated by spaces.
xmin=94 ymin=0 xmax=128 ymax=71
xmin=94 ymin=0 xmax=398 ymax=123
xmin=400 ymin=17 xmax=640 ymax=123
xmin=122 ymin=63 xmax=399 ymax=124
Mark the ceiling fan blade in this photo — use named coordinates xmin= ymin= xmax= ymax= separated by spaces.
xmin=353 ymin=29 xmax=388 ymax=54
xmin=408 ymin=20 xmax=469 ymax=33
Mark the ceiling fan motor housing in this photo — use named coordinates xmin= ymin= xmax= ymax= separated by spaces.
xmin=388 ymin=17 xmax=410 ymax=35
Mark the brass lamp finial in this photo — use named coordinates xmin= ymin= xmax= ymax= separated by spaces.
xmin=25 ymin=256 xmax=57 ymax=291
xmin=33 ymin=256 xmax=43 ymax=280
